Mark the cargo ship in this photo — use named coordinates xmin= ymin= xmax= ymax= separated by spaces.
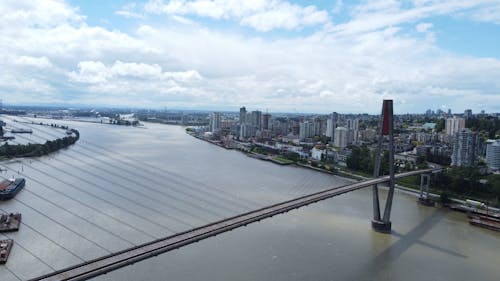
xmin=0 ymin=178 xmax=25 ymax=200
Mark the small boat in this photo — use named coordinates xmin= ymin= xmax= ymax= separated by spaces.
xmin=0 ymin=178 xmax=25 ymax=200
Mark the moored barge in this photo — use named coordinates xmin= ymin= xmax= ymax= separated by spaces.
xmin=0 ymin=178 xmax=25 ymax=200
xmin=0 ymin=239 xmax=13 ymax=264
xmin=0 ymin=213 xmax=22 ymax=232
xmin=469 ymin=215 xmax=500 ymax=232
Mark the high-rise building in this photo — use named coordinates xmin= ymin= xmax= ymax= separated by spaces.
xmin=239 ymin=107 xmax=246 ymax=124
xmin=451 ymin=130 xmax=479 ymax=167
xmin=486 ymin=140 xmax=500 ymax=171
xmin=240 ymin=124 xmax=253 ymax=139
xmin=312 ymin=118 xmax=325 ymax=136
xmin=334 ymin=127 xmax=349 ymax=148
xmin=251 ymin=110 xmax=262 ymax=130
xmin=347 ymin=118 xmax=359 ymax=143
xmin=445 ymin=117 xmax=465 ymax=136
xmin=210 ymin=112 xmax=221 ymax=132
xmin=262 ymin=113 xmax=271 ymax=130
xmin=347 ymin=119 xmax=359 ymax=131
xmin=464 ymin=109 xmax=473 ymax=119
xmin=329 ymin=112 xmax=338 ymax=141
xmin=299 ymin=121 xmax=315 ymax=140
xmin=326 ymin=119 xmax=333 ymax=139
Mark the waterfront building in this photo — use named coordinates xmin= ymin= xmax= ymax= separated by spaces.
xmin=210 ymin=112 xmax=221 ymax=132
xmin=486 ymin=139 xmax=500 ymax=171
xmin=445 ymin=117 xmax=465 ymax=136
xmin=451 ymin=129 xmax=479 ymax=167
xmin=240 ymin=124 xmax=254 ymax=139
xmin=311 ymin=147 xmax=325 ymax=161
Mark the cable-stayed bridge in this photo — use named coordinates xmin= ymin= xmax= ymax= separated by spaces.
xmin=31 ymin=168 xmax=438 ymax=281
xmin=0 ymin=102 xmax=442 ymax=281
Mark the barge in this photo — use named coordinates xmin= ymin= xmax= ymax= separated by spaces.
xmin=0 ymin=213 xmax=22 ymax=232
xmin=10 ymin=129 xmax=32 ymax=134
xmin=0 ymin=178 xmax=25 ymax=200
xmin=469 ymin=215 xmax=500 ymax=232
xmin=0 ymin=239 xmax=13 ymax=264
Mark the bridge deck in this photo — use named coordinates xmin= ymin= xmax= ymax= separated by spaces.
xmin=33 ymin=169 xmax=437 ymax=281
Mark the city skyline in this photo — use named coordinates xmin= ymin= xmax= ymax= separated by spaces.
xmin=1 ymin=1 xmax=500 ymax=113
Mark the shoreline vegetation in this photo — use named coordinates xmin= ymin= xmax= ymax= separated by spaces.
xmin=186 ymin=130 xmax=500 ymax=209
xmin=0 ymin=123 xmax=80 ymax=160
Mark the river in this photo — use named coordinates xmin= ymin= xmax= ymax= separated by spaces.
xmin=0 ymin=118 xmax=499 ymax=281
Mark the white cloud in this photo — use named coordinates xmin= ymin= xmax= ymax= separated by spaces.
xmin=1 ymin=0 xmax=500 ymax=112
xmin=416 ymin=22 xmax=433 ymax=33
xmin=116 ymin=2 xmax=145 ymax=19
xmin=468 ymin=2 xmax=500 ymax=24
xmin=14 ymin=56 xmax=53 ymax=68
xmin=332 ymin=0 xmax=343 ymax=14
xmin=0 ymin=0 xmax=83 ymax=28
xmin=68 ymin=60 xmax=201 ymax=83
xmin=144 ymin=0 xmax=329 ymax=31
xmin=327 ymin=0 xmax=500 ymax=36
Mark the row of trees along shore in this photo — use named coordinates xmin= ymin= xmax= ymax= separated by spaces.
xmin=0 ymin=127 xmax=79 ymax=158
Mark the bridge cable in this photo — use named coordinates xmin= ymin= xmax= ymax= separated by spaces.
xmin=0 ymin=163 xmax=177 ymax=236
xmin=6 ymin=134 xmax=219 ymax=226
xmin=5 ymin=117 xmax=256 ymax=215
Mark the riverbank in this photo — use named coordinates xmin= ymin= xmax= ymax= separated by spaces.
xmin=0 ymin=122 xmax=80 ymax=159
xmin=187 ymin=132 xmax=500 ymax=217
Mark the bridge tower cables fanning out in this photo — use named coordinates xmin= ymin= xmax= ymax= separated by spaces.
xmin=372 ymin=100 xmax=396 ymax=233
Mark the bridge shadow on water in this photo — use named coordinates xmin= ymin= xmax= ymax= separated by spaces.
xmin=356 ymin=209 xmax=466 ymax=281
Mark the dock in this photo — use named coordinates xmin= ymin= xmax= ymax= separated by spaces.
xmin=0 ymin=213 xmax=22 ymax=233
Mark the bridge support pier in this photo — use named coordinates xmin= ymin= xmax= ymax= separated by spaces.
xmin=371 ymin=220 xmax=392 ymax=233
xmin=418 ymin=173 xmax=434 ymax=206
xmin=372 ymin=100 xmax=395 ymax=234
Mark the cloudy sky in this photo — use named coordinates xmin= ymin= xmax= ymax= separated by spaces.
xmin=1 ymin=0 xmax=500 ymax=113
